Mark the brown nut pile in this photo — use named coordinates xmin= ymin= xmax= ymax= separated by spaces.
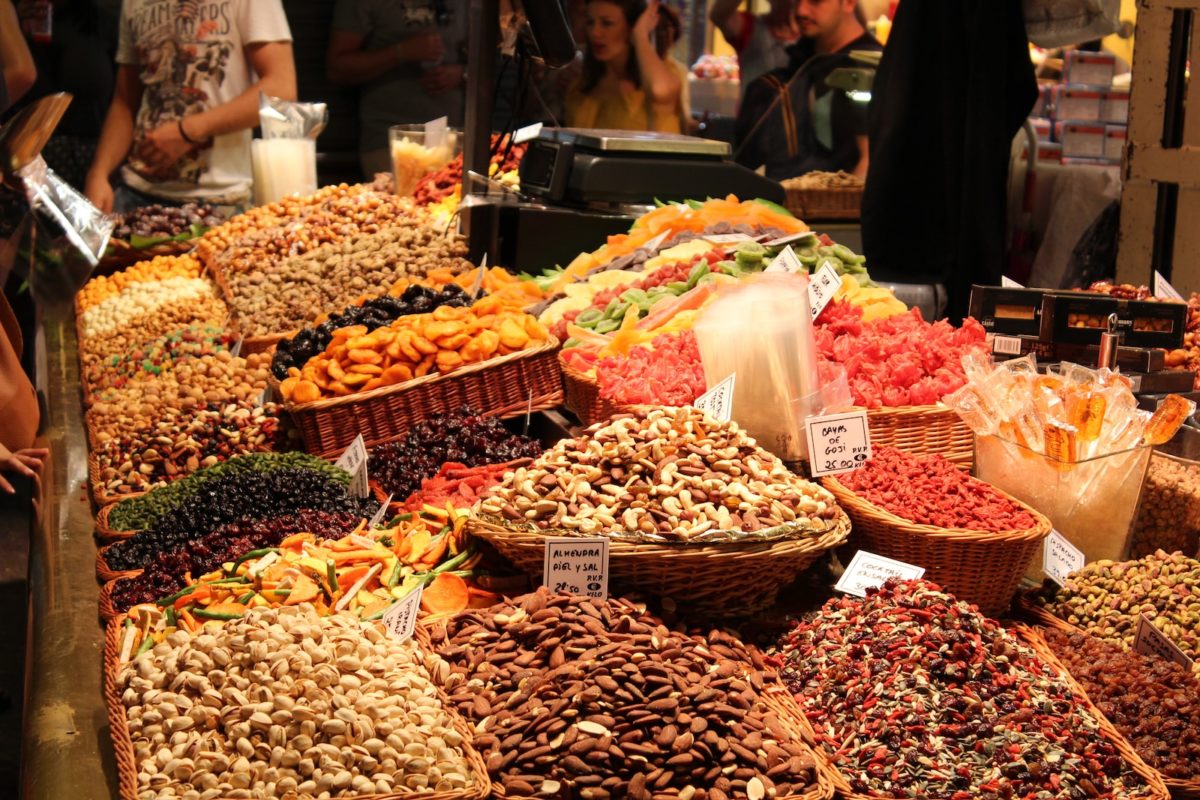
xmin=88 ymin=350 xmax=271 ymax=414
xmin=1042 ymin=627 xmax=1200 ymax=781
xmin=1037 ymin=549 xmax=1200 ymax=670
xmin=478 ymin=406 xmax=840 ymax=542
xmin=430 ymin=588 xmax=820 ymax=800
xmin=225 ymin=222 xmax=471 ymax=337
xmin=90 ymin=401 xmax=293 ymax=496
xmin=1131 ymin=453 xmax=1200 ymax=558
xmin=80 ymin=294 xmax=229 ymax=368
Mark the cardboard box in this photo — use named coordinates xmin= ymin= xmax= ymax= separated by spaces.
xmin=1105 ymin=125 xmax=1126 ymax=162
xmin=969 ymin=285 xmax=1050 ymax=337
xmin=1102 ymin=89 xmax=1130 ymax=123
xmin=1041 ymin=293 xmax=1187 ymax=350
xmin=1056 ymin=85 xmax=1105 ymax=121
xmin=1064 ymin=50 xmax=1117 ymax=87
xmin=1058 ymin=121 xmax=1108 ymax=159
xmin=1031 ymin=117 xmax=1052 ymax=141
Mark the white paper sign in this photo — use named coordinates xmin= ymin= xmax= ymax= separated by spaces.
xmin=369 ymin=495 xmax=394 ymax=529
xmin=835 ymin=550 xmax=925 ymax=597
xmin=642 ymin=230 xmax=671 ymax=253
xmin=1154 ymin=270 xmax=1185 ymax=302
xmin=805 ymin=410 xmax=872 ymax=477
xmin=765 ymin=245 xmax=803 ymax=274
xmin=382 ymin=585 xmax=423 ymax=642
xmin=702 ymin=233 xmax=754 ymax=245
xmin=424 ymin=116 xmax=449 ymax=150
xmin=1042 ymin=530 xmax=1085 ymax=586
xmin=1134 ymin=613 xmax=1194 ymax=669
xmin=335 ymin=434 xmax=370 ymax=499
xmin=693 ymin=373 xmax=735 ymax=423
xmin=992 ymin=335 xmax=1024 ymax=356
xmin=1001 ymin=275 xmax=1024 ymax=288
xmin=543 ymin=537 xmax=609 ymax=599
xmin=763 ymin=231 xmax=819 ymax=247
xmin=808 ymin=261 xmax=842 ymax=320
xmin=230 ymin=336 xmax=244 ymax=358
xmin=471 ymin=253 xmax=488 ymax=297
xmin=513 ymin=122 xmax=543 ymax=144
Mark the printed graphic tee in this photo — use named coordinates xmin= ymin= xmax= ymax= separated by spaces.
xmin=116 ymin=0 xmax=293 ymax=203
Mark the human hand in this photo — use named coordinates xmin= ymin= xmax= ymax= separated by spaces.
xmin=421 ymin=64 xmax=465 ymax=97
xmin=84 ymin=171 xmax=114 ymax=213
xmin=0 ymin=445 xmax=47 ymax=495
xmin=398 ymin=31 xmax=445 ymax=63
xmin=632 ymin=0 xmax=661 ymax=43
xmin=135 ymin=119 xmax=196 ymax=177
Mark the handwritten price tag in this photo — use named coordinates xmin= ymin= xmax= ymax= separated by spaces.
xmin=424 ymin=115 xmax=449 ymax=150
xmin=1001 ymin=275 xmax=1025 ymax=288
xmin=543 ymin=537 xmax=609 ymax=600
xmin=335 ymin=434 xmax=370 ymax=499
xmin=702 ymin=233 xmax=754 ymax=245
xmin=642 ymin=230 xmax=671 ymax=253
xmin=513 ymin=122 xmax=543 ymax=144
xmin=992 ymin=335 xmax=1024 ymax=356
xmin=1042 ymin=530 xmax=1085 ymax=586
xmin=805 ymin=410 xmax=871 ymax=478
xmin=763 ymin=231 xmax=818 ymax=247
xmin=230 ymin=336 xmax=244 ymax=358
xmin=693 ymin=373 xmax=735 ymax=423
xmin=765 ymin=245 xmax=803 ymax=274
xmin=1154 ymin=270 xmax=1185 ymax=302
xmin=836 ymin=550 xmax=925 ymax=597
xmin=369 ymin=495 xmax=394 ymax=529
xmin=807 ymin=261 xmax=841 ymax=320
xmin=1134 ymin=614 xmax=1194 ymax=669
xmin=382 ymin=585 xmax=423 ymax=642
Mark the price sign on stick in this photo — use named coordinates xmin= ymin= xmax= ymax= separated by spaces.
xmin=1001 ymin=275 xmax=1024 ymax=288
xmin=382 ymin=586 xmax=423 ymax=642
xmin=543 ymin=537 xmax=609 ymax=599
xmin=693 ymin=373 xmax=735 ymax=423
xmin=702 ymin=233 xmax=754 ymax=246
xmin=1042 ymin=530 xmax=1085 ymax=586
xmin=763 ymin=231 xmax=818 ymax=247
xmin=807 ymin=261 xmax=841 ymax=320
xmin=765 ymin=245 xmax=803 ymax=274
xmin=1154 ymin=270 xmax=1185 ymax=302
xmin=642 ymin=230 xmax=670 ymax=253
xmin=836 ymin=550 xmax=925 ymax=597
xmin=424 ymin=115 xmax=449 ymax=150
xmin=471 ymin=253 xmax=488 ymax=297
xmin=335 ymin=434 xmax=370 ymax=498
xmin=1134 ymin=614 xmax=1194 ymax=669
xmin=230 ymin=336 xmax=244 ymax=358
xmin=368 ymin=495 xmax=394 ymax=529
xmin=805 ymin=410 xmax=871 ymax=477
xmin=513 ymin=122 xmax=543 ymax=144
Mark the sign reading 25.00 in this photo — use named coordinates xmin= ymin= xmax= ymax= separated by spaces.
xmin=805 ymin=410 xmax=872 ymax=478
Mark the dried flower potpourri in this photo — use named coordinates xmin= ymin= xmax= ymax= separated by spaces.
xmin=477 ymin=406 xmax=842 ymax=543
xmin=777 ymin=580 xmax=1154 ymax=800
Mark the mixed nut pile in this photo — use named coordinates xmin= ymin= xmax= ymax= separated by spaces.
xmin=1130 ymin=454 xmax=1200 ymax=557
xmin=479 ymin=406 xmax=841 ymax=541
xmin=431 ymin=588 xmax=821 ymax=799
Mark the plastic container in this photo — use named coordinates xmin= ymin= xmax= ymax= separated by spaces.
xmin=251 ymin=139 xmax=317 ymax=205
xmin=1131 ymin=425 xmax=1200 ymax=557
xmin=389 ymin=124 xmax=461 ymax=196
xmin=973 ymin=433 xmax=1152 ymax=581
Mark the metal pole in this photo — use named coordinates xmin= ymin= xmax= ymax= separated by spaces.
xmin=464 ymin=0 xmax=500 ymax=198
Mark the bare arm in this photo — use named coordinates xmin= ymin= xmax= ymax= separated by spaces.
xmin=853 ymin=135 xmax=869 ymax=178
xmin=84 ymin=64 xmax=143 ymax=211
xmin=0 ymin=0 xmax=35 ymax=105
xmin=185 ymin=41 xmax=297 ymax=141
xmin=631 ymin=1 xmax=681 ymax=107
xmin=326 ymin=29 xmax=444 ymax=86
xmin=708 ymin=0 xmax=746 ymax=47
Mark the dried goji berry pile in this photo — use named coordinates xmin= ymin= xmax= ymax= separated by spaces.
xmin=838 ymin=446 xmax=1037 ymax=531
xmin=595 ymin=331 xmax=707 ymax=407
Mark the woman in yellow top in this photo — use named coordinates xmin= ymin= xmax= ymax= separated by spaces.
xmin=566 ymin=0 xmax=687 ymax=134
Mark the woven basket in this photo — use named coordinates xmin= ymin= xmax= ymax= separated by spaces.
xmin=822 ymin=477 xmax=1051 ymax=617
xmin=559 ymin=359 xmax=632 ymax=428
xmin=285 ymin=338 xmax=564 ymax=457
xmin=103 ymin=619 xmax=492 ymax=800
xmin=95 ymin=503 xmax=137 ymax=544
xmin=865 ymin=405 xmax=974 ymax=469
xmin=96 ymin=541 xmax=141 ymax=583
xmin=469 ymin=512 xmax=851 ymax=618
xmin=93 ymin=238 xmax=196 ymax=277
xmin=99 ymin=578 xmax=122 ymax=621
xmin=87 ymin=451 xmax=147 ymax=509
xmin=1013 ymin=590 xmax=1088 ymax=634
xmin=784 ymin=186 xmax=863 ymax=221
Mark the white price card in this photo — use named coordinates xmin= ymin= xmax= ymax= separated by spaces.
xmin=543 ymin=537 xmax=610 ymax=599
xmin=230 ymin=336 xmax=244 ymax=358
xmin=471 ymin=253 xmax=488 ymax=296
xmin=701 ymin=233 xmax=754 ymax=245
xmin=424 ymin=115 xmax=449 ymax=150
xmin=805 ymin=410 xmax=871 ymax=478
xmin=693 ymin=373 xmax=735 ymax=423
xmin=335 ymin=434 xmax=370 ymax=499
xmin=765 ymin=245 xmax=804 ymax=274
xmin=642 ymin=230 xmax=671 ymax=253
xmin=382 ymin=585 xmax=423 ymax=642
xmin=513 ymin=122 xmax=543 ymax=144
xmin=1154 ymin=270 xmax=1185 ymax=302
xmin=1042 ymin=530 xmax=1085 ymax=586
xmin=369 ymin=495 xmax=394 ymax=529
xmin=1134 ymin=613 xmax=1195 ymax=669
xmin=992 ymin=335 xmax=1024 ymax=356
xmin=763 ymin=231 xmax=818 ymax=247
xmin=836 ymin=550 xmax=925 ymax=597
xmin=1001 ymin=275 xmax=1024 ymax=288
xmin=807 ymin=261 xmax=842 ymax=320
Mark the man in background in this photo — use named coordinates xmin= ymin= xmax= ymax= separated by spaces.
xmin=709 ymin=0 xmax=799 ymax=95
xmin=733 ymin=0 xmax=878 ymax=180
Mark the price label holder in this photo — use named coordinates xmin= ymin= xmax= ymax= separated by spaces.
xmin=382 ymin=586 xmax=423 ymax=642
xmin=765 ymin=245 xmax=803 ymax=274
xmin=230 ymin=336 xmax=244 ymax=358
xmin=513 ymin=122 xmax=543 ymax=144
xmin=835 ymin=550 xmax=925 ymax=597
xmin=805 ymin=410 xmax=871 ymax=478
xmin=992 ymin=335 xmax=1023 ymax=356
xmin=1001 ymin=275 xmax=1024 ymax=288
xmin=543 ymin=537 xmax=609 ymax=599
xmin=642 ymin=230 xmax=671 ymax=253
xmin=763 ymin=231 xmax=818 ymax=248
xmin=807 ymin=261 xmax=841 ymax=320
xmin=368 ymin=495 xmax=394 ymax=529
xmin=471 ymin=253 xmax=488 ymax=297
xmin=701 ymin=233 xmax=754 ymax=246
xmin=1042 ymin=530 xmax=1085 ymax=586
xmin=692 ymin=373 xmax=735 ymax=423
xmin=335 ymin=434 xmax=370 ymax=499
xmin=424 ymin=115 xmax=449 ymax=151
xmin=1134 ymin=613 xmax=1195 ymax=669
xmin=1154 ymin=270 xmax=1185 ymax=302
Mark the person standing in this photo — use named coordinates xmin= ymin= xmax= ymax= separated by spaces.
xmin=0 ymin=0 xmax=35 ymax=108
xmin=709 ymin=0 xmax=799 ymax=95
xmin=733 ymin=0 xmax=879 ymax=180
xmin=327 ymin=0 xmax=468 ymax=179
xmin=84 ymin=0 xmax=296 ymax=213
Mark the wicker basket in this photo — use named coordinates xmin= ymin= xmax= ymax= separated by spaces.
xmin=866 ymin=405 xmax=974 ymax=469
xmin=99 ymin=578 xmax=122 ymax=621
xmin=1013 ymin=590 xmax=1087 ymax=634
xmin=285 ymin=338 xmax=564 ymax=457
xmin=93 ymin=238 xmax=197 ymax=277
xmin=96 ymin=541 xmax=141 ymax=583
xmin=95 ymin=503 xmax=137 ymax=544
xmin=469 ymin=512 xmax=851 ymax=618
xmin=784 ymin=186 xmax=863 ymax=221
xmin=87 ymin=451 xmax=147 ymax=509
xmin=822 ymin=477 xmax=1051 ymax=616
xmin=102 ymin=619 xmax=492 ymax=800
xmin=559 ymin=358 xmax=630 ymax=427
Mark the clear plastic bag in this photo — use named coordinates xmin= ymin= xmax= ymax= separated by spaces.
xmin=252 ymin=94 xmax=328 ymax=206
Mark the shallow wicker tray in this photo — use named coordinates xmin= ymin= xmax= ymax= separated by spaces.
xmin=99 ymin=578 xmax=123 ymax=621
xmin=285 ymin=338 xmax=564 ymax=458
xmin=96 ymin=540 xmax=141 ymax=584
xmin=468 ymin=511 xmax=851 ymax=619
xmin=102 ymin=618 xmax=492 ymax=800
xmin=94 ymin=502 xmax=137 ymax=544
xmin=87 ymin=451 xmax=147 ymax=510
xmin=823 ymin=476 xmax=1050 ymax=617
xmin=93 ymin=238 xmax=197 ymax=277
xmin=784 ymin=185 xmax=863 ymax=221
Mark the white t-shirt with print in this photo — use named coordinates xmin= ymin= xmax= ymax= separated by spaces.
xmin=116 ymin=0 xmax=292 ymax=203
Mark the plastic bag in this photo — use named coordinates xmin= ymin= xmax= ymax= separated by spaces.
xmin=1023 ymin=0 xmax=1120 ymax=48
xmin=252 ymin=94 xmax=327 ymax=206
